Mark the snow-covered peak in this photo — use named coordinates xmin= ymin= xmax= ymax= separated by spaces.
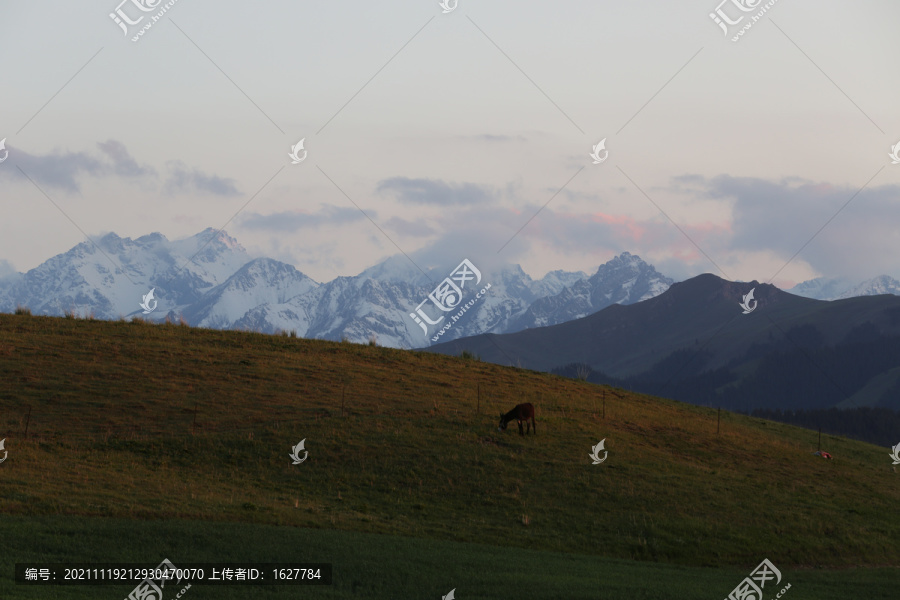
xmin=786 ymin=276 xmax=854 ymax=300
xmin=180 ymin=257 xmax=318 ymax=329
xmin=530 ymin=269 xmax=588 ymax=297
xmin=834 ymin=275 xmax=900 ymax=300
xmin=0 ymin=228 xmax=253 ymax=319
xmin=359 ymin=255 xmax=429 ymax=285
xmin=787 ymin=276 xmax=900 ymax=300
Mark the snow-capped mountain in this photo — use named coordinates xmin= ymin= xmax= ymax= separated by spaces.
xmin=506 ymin=252 xmax=673 ymax=333
xmin=181 ymin=257 xmax=318 ymax=330
xmin=834 ymin=275 xmax=900 ymax=300
xmin=528 ymin=269 xmax=588 ymax=298
xmin=0 ymin=229 xmax=675 ymax=348
xmin=785 ymin=277 xmax=854 ymax=300
xmin=0 ymin=228 xmax=251 ymax=319
xmin=787 ymin=275 xmax=900 ymax=300
xmin=235 ymin=261 xmax=577 ymax=347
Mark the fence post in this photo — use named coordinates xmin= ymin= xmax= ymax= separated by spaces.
xmin=477 ymin=383 xmax=480 ymax=415
xmin=717 ymin=407 xmax=720 ymax=435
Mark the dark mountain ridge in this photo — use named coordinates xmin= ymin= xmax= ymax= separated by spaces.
xmin=426 ymin=274 xmax=900 ymax=422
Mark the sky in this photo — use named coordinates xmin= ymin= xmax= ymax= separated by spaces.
xmin=1 ymin=0 xmax=899 ymax=287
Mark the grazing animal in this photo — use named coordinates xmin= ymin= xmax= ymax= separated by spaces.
xmin=498 ymin=402 xmax=536 ymax=435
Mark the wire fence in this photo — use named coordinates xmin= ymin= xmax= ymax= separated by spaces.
xmin=0 ymin=384 xmax=648 ymax=446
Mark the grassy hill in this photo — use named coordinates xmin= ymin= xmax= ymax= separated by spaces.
xmin=1 ymin=313 xmax=898 ymax=598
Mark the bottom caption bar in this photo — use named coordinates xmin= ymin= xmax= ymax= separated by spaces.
xmin=16 ymin=560 xmax=332 ymax=585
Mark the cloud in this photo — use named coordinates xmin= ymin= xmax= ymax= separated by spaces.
xmin=468 ymin=134 xmax=527 ymax=143
xmin=239 ymin=205 xmax=366 ymax=232
xmin=492 ymin=202 xmax=707 ymax=267
xmin=377 ymin=173 xmax=900 ymax=285
xmin=382 ymin=216 xmax=436 ymax=237
xmin=376 ymin=177 xmax=495 ymax=206
xmin=0 ymin=140 xmax=237 ymax=197
xmin=239 ymin=174 xmax=899 ymax=287
xmin=518 ymin=174 xmax=900 ymax=282
xmin=97 ymin=140 xmax=157 ymax=178
xmin=162 ymin=160 xmax=240 ymax=196
xmin=0 ymin=145 xmax=105 ymax=192
xmin=699 ymin=175 xmax=900 ymax=280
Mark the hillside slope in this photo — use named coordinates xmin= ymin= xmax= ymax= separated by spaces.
xmin=0 ymin=313 xmax=898 ymax=570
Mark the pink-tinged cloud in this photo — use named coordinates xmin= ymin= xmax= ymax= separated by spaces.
xmin=587 ymin=212 xmax=649 ymax=243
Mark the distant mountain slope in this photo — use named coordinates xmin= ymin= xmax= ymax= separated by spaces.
xmin=785 ymin=276 xmax=853 ymax=300
xmin=427 ymin=273 xmax=900 ymax=412
xmin=787 ymin=275 xmax=900 ymax=300
xmin=834 ymin=275 xmax=900 ymax=299
xmin=429 ymin=274 xmax=802 ymax=376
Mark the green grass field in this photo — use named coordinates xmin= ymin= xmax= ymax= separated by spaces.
xmin=4 ymin=516 xmax=899 ymax=600
xmin=1 ymin=314 xmax=898 ymax=598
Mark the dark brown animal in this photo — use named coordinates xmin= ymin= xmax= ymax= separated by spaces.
xmin=498 ymin=402 xmax=536 ymax=435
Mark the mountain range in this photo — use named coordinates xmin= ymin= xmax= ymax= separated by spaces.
xmin=427 ymin=274 xmax=900 ymax=414
xmin=0 ymin=229 xmax=672 ymax=349
xmin=2 ymin=228 xmax=898 ymax=359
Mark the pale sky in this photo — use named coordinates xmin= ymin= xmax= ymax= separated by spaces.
xmin=1 ymin=0 xmax=899 ymax=287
